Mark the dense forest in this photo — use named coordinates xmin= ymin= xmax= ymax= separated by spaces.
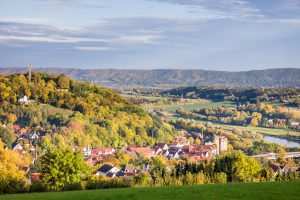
xmin=0 ymin=72 xmax=176 ymax=149
xmin=162 ymin=86 xmax=300 ymax=105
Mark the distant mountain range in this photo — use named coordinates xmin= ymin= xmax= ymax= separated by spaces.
xmin=0 ymin=67 xmax=299 ymax=88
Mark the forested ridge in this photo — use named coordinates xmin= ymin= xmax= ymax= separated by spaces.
xmin=0 ymin=68 xmax=299 ymax=88
xmin=0 ymin=72 xmax=175 ymax=148
xmin=162 ymin=86 xmax=300 ymax=104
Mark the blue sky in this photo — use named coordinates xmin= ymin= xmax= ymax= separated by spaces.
xmin=0 ymin=0 xmax=300 ymax=70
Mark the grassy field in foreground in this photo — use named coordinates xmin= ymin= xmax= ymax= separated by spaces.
xmin=1 ymin=181 xmax=299 ymax=200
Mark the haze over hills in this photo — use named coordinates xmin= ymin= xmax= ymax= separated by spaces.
xmin=0 ymin=67 xmax=299 ymax=88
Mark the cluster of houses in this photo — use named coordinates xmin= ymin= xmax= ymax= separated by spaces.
xmin=269 ymin=163 xmax=300 ymax=176
xmin=11 ymin=124 xmax=39 ymax=155
xmin=8 ymin=124 xmax=229 ymax=179
xmin=6 ymin=124 xmax=300 ymax=180
xmin=71 ymin=136 xmax=228 ymax=178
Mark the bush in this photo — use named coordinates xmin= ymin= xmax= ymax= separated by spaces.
xmin=213 ymin=172 xmax=227 ymax=184
xmin=86 ymin=176 xmax=133 ymax=190
xmin=0 ymin=177 xmax=29 ymax=194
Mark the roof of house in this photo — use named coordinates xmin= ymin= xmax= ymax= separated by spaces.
xmin=29 ymin=173 xmax=41 ymax=182
xmin=74 ymin=146 xmax=89 ymax=152
xmin=183 ymin=155 xmax=212 ymax=162
xmin=92 ymin=147 xmax=115 ymax=155
xmin=98 ymin=164 xmax=114 ymax=173
xmin=269 ymin=164 xmax=283 ymax=172
xmin=116 ymin=171 xmax=126 ymax=177
xmin=107 ymin=172 xmax=116 ymax=178
xmin=126 ymin=146 xmax=153 ymax=155
xmin=13 ymin=143 xmax=23 ymax=150
xmin=121 ymin=164 xmax=137 ymax=173
xmin=19 ymin=128 xmax=27 ymax=135
xmin=18 ymin=138 xmax=30 ymax=145
xmin=12 ymin=124 xmax=21 ymax=132
xmin=155 ymin=143 xmax=168 ymax=149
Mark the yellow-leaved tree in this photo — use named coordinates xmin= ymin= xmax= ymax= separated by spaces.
xmin=0 ymin=139 xmax=32 ymax=194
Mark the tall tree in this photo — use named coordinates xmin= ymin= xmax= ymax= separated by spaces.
xmin=40 ymin=149 xmax=90 ymax=191
xmin=214 ymin=151 xmax=262 ymax=182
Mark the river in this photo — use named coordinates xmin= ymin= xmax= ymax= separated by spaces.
xmin=263 ymin=135 xmax=300 ymax=148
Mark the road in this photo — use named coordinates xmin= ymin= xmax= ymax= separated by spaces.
xmin=252 ymin=152 xmax=300 ymax=159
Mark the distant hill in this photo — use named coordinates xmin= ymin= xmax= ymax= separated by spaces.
xmin=0 ymin=67 xmax=299 ymax=88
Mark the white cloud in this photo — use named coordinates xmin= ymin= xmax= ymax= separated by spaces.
xmin=116 ymin=35 xmax=161 ymax=44
xmin=74 ymin=46 xmax=114 ymax=51
xmin=278 ymin=18 xmax=300 ymax=25
xmin=0 ymin=35 xmax=109 ymax=43
xmin=149 ymin=0 xmax=263 ymax=19
xmin=0 ymin=33 xmax=161 ymax=45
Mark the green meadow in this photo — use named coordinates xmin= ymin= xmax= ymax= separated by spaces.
xmin=164 ymin=101 xmax=234 ymax=112
xmin=0 ymin=181 xmax=299 ymax=200
xmin=164 ymin=101 xmax=300 ymax=137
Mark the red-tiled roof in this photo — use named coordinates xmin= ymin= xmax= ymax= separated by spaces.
xmin=126 ymin=146 xmax=154 ymax=156
xmin=29 ymin=173 xmax=41 ymax=182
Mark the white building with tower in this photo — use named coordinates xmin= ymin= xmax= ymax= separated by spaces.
xmin=214 ymin=136 xmax=228 ymax=154
xmin=18 ymin=95 xmax=28 ymax=103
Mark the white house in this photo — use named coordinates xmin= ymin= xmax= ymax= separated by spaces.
xmin=18 ymin=95 xmax=28 ymax=103
xmin=290 ymin=122 xmax=299 ymax=126
xmin=18 ymin=95 xmax=34 ymax=104
xmin=96 ymin=164 xmax=119 ymax=177
xmin=13 ymin=143 xmax=23 ymax=151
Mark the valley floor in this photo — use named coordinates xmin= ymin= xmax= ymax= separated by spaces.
xmin=1 ymin=181 xmax=299 ymax=200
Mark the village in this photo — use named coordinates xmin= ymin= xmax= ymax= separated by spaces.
xmin=8 ymin=117 xmax=300 ymax=183
xmin=77 ymin=135 xmax=227 ymax=178
xmin=9 ymin=119 xmax=228 ymax=180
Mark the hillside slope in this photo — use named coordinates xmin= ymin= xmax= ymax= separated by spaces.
xmin=0 ymin=68 xmax=299 ymax=88
xmin=0 ymin=72 xmax=175 ymax=148
xmin=0 ymin=181 xmax=299 ymax=200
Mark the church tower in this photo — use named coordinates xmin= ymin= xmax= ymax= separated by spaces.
xmin=28 ymin=64 xmax=32 ymax=82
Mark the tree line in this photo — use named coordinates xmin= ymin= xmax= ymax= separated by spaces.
xmin=1 ymin=145 xmax=299 ymax=194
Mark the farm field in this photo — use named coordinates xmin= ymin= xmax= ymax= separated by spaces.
xmin=163 ymin=101 xmax=300 ymax=138
xmin=170 ymin=113 xmax=300 ymax=137
xmin=164 ymin=101 xmax=235 ymax=112
xmin=121 ymin=94 xmax=169 ymax=101
xmin=0 ymin=181 xmax=299 ymax=200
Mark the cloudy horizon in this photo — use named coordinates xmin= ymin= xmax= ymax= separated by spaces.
xmin=1 ymin=0 xmax=300 ymax=70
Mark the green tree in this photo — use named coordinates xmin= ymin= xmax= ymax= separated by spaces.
xmin=150 ymin=156 xmax=167 ymax=185
xmin=40 ymin=149 xmax=90 ymax=191
xmin=0 ymin=126 xmax=16 ymax=148
xmin=214 ymin=151 xmax=262 ymax=182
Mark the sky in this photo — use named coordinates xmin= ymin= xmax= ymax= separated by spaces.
xmin=0 ymin=0 xmax=300 ymax=71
